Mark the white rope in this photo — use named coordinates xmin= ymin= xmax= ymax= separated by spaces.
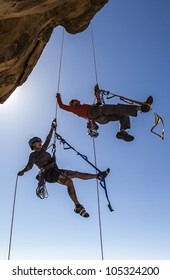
xmin=90 ymin=22 xmax=104 ymax=260
xmin=8 ymin=175 xmax=19 ymax=260
xmin=53 ymin=27 xmax=65 ymax=147
xmin=55 ymin=27 xmax=65 ymax=125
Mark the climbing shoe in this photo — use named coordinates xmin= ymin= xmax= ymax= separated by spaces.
xmin=97 ymin=168 xmax=110 ymax=181
xmin=141 ymin=96 xmax=153 ymax=112
xmin=116 ymin=131 xmax=134 ymax=142
xmin=74 ymin=204 xmax=89 ymax=218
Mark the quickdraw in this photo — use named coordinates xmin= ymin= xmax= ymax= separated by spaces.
xmin=56 ymin=132 xmax=113 ymax=212
xmin=99 ymin=89 xmax=164 ymax=140
xmin=51 ymin=118 xmax=57 ymax=160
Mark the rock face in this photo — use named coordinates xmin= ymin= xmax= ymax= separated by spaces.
xmin=0 ymin=0 xmax=108 ymax=103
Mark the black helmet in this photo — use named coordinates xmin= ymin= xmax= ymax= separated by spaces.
xmin=29 ymin=137 xmax=42 ymax=150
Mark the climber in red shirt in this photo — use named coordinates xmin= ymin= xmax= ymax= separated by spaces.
xmin=56 ymin=85 xmax=153 ymax=142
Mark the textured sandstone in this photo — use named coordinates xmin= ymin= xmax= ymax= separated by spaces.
xmin=0 ymin=0 xmax=108 ymax=103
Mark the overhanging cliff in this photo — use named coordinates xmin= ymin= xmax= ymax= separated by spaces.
xmin=0 ymin=0 xmax=108 ymax=103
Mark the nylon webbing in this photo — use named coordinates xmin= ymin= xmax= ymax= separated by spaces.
xmin=100 ymin=89 xmax=164 ymax=140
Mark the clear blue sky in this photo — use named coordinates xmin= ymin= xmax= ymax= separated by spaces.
xmin=0 ymin=0 xmax=170 ymax=260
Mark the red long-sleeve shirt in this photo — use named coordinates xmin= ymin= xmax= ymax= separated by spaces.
xmin=57 ymin=95 xmax=95 ymax=119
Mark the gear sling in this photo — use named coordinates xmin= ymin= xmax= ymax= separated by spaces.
xmin=36 ymin=161 xmax=56 ymax=199
xmin=55 ymin=132 xmax=113 ymax=212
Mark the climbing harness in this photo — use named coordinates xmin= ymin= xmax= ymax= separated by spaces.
xmin=86 ymin=91 xmax=103 ymax=138
xmin=98 ymin=89 xmax=164 ymax=140
xmin=56 ymin=132 xmax=113 ymax=212
xmin=86 ymin=84 xmax=105 ymax=138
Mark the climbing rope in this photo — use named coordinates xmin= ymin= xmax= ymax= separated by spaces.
xmin=92 ymin=137 xmax=104 ymax=260
xmin=90 ymin=22 xmax=108 ymax=260
xmin=99 ymin=89 xmax=164 ymax=140
xmin=7 ymin=28 xmax=65 ymax=259
xmin=53 ymin=27 xmax=65 ymax=152
xmin=86 ymin=24 xmax=100 ymax=138
xmin=90 ymin=23 xmax=98 ymax=84
xmin=56 ymin=27 xmax=65 ymax=119
xmin=36 ymin=27 xmax=65 ymax=200
xmin=51 ymin=27 xmax=65 ymax=163
xmin=51 ymin=24 xmax=113 ymax=262
xmin=8 ymin=175 xmax=19 ymax=260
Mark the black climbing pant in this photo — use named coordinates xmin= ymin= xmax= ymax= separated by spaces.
xmin=91 ymin=103 xmax=138 ymax=130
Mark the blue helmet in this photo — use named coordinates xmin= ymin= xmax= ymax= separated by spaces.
xmin=29 ymin=137 xmax=42 ymax=150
